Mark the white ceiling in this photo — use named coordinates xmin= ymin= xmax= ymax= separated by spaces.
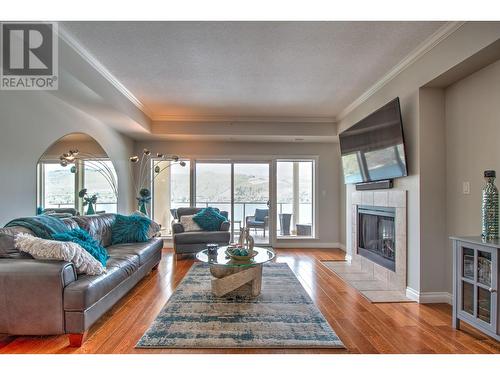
xmin=61 ymin=21 xmax=445 ymax=120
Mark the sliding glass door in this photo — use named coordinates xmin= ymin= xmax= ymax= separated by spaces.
xmin=233 ymin=163 xmax=270 ymax=245
xmin=195 ymin=162 xmax=232 ymax=219
xmin=194 ymin=161 xmax=271 ymax=245
xmin=152 ymin=157 xmax=318 ymax=244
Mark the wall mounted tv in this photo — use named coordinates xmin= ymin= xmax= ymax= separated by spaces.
xmin=339 ymin=97 xmax=407 ymax=185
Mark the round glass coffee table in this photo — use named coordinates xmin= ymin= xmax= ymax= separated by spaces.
xmin=196 ymin=246 xmax=275 ymax=297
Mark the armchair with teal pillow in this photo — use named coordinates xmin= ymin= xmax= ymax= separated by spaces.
xmin=172 ymin=207 xmax=230 ymax=256
xmin=192 ymin=207 xmax=227 ymax=231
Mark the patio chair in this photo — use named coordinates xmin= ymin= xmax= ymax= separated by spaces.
xmin=245 ymin=208 xmax=269 ymax=237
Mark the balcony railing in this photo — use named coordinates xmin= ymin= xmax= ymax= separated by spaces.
xmin=168 ymin=200 xmax=312 ymax=235
xmin=45 ymin=202 xmax=117 ymax=213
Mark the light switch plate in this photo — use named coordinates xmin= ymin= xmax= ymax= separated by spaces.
xmin=463 ymin=181 xmax=470 ymax=195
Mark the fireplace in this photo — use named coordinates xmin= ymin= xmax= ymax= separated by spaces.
xmin=357 ymin=205 xmax=396 ymax=271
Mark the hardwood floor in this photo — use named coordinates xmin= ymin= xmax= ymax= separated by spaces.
xmin=1 ymin=248 xmax=499 ymax=354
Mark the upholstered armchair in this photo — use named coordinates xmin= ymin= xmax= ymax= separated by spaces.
xmin=171 ymin=207 xmax=230 ymax=255
xmin=245 ymin=208 xmax=269 ymax=237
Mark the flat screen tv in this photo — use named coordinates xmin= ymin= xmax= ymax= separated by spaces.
xmin=339 ymin=98 xmax=407 ymax=184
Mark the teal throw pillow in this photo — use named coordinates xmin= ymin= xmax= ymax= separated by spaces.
xmin=52 ymin=228 xmax=109 ymax=267
xmin=192 ymin=207 xmax=227 ymax=231
xmin=111 ymin=214 xmax=152 ymax=245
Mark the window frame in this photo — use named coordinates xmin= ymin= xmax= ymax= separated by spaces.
xmin=149 ymin=154 xmax=319 ymax=242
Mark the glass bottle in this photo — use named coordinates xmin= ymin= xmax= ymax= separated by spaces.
xmin=482 ymin=170 xmax=499 ymax=240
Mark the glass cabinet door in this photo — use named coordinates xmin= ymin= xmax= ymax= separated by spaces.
xmin=458 ymin=243 xmax=497 ymax=331
xmin=477 ymin=286 xmax=491 ymax=323
xmin=462 ymin=247 xmax=475 ymax=281
xmin=462 ymin=281 xmax=474 ymax=315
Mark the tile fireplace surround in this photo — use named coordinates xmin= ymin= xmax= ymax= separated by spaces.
xmin=349 ymin=190 xmax=407 ymax=293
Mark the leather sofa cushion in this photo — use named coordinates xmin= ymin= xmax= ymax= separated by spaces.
xmin=0 ymin=226 xmax=34 ymax=258
xmin=106 ymin=238 xmax=163 ymax=266
xmin=174 ymin=231 xmax=230 ymax=245
xmin=61 ymin=217 xmax=80 ymax=230
xmin=64 ymin=252 xmax=139 ymax=311
xmin=72 ymin=214 xmax=116 ymax=247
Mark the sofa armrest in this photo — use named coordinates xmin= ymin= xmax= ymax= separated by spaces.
xmin=220 ymin=221 xmax=230 ymax=232
xmin=172 ymin=222 xmax=185 ymax=234
xmin=0 ymin=259 xmax=77 ymax=335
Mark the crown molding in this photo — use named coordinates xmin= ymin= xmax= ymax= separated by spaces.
xmin=152 ymin=114 xmax=336 ymax=124
xmin=337 ymin=21 xmax=466 ymax=121
xmin=57 ymin=24 xmax=153 ymax=119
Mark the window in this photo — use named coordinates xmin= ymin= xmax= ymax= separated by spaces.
xmin=276 ymin=160 xmax=315 ymax=238
xmin=40 ymin=162 xmax=76 ymax=209
xmin=83 ymin=160 xmax=118 ymax=213
xmin=195 ymin=162 xmax=232 ymax=222
xmin=152 ymin=160 xmax=191 ymax=235
xmin=38 ymin=159 xmax=117 ymax=215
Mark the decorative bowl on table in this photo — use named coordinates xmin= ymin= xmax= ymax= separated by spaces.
xmin=225 ymin=246 xmax=256 ymax=261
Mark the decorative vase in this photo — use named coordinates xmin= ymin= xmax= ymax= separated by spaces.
xmin=139 ymin=201 xmax=148 ymax=216
xmin=86 ymin=203 xmax=95 ymax=215
xmin=482 ymin=170 xmax=499 ymax=240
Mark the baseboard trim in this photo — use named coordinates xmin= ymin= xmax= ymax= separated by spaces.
xmin=162 ymin=240 xmax=343 ymax=249
xmin=406 ymin=287 xmax=452 ymax=304
xmin=274 ymin=242 xmax=343 ymax=249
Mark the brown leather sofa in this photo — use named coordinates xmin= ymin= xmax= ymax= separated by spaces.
xmin=0 ymin=214 xmax=163 ymax=347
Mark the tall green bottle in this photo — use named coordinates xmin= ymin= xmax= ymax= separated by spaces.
xmin=482 ymin=170 xmax=499 ymax=240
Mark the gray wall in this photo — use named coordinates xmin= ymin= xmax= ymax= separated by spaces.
xmin=135 ymin=140 xmax=342 ymax=247
xmin=338 ymin=22 xmax=500 ymax=294
xmin=0 ymin=33 xmax=143 ymax=225
xmin=419 ymin=88 xmax=447 ymax=293
xmin=0 ymin=92 xmax=135 ymax=225
xmin=40 ymin=138 xmax=107 ymax=160
xmin=445 ymin=60 xmax=500 ymax=285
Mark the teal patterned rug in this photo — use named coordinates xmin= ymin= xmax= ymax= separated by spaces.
xmin=136 ymin=263 xmax=344 ymax=348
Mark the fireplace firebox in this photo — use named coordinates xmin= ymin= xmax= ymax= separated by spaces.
xmin=357 ymin=205 xmax=396 ymax=271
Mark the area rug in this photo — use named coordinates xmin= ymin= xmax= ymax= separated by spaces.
xmin=136 ymin=263 xmax=344 ymax=348
xmin=322 ymin=261 xmax=413 ymax=303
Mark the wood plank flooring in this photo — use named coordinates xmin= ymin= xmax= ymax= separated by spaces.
xmin=1 ymin=248 xmax=499 ymax=354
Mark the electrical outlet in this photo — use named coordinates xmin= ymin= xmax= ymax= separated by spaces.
xmin=463 ymin=181 xmax=470 ymax=195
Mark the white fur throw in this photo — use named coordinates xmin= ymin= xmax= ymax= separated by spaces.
xmin=180 ymin=214 xmax=202 ymax=232
xmin=15 ymin=233 xmax=106 ymax=276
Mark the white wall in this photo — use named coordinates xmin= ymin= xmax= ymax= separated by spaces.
xmin=135 ymin=140 xmax=342 ymax=247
